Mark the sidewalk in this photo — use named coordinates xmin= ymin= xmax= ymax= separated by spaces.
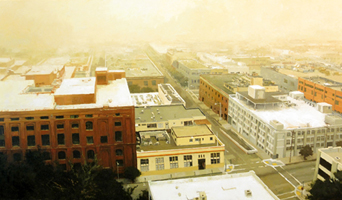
xmin=279 ymin=154 xmax=316 ymax=165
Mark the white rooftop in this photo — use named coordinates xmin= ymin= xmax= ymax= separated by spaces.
xmin=26 ymin=64 xmax=64 ymax=75
xmin=96 ymin=67 xmax=107 ymax=72
xmin=250 ymin=85 xmax=265 ymax=89
xmin=0 ymin=58 xmax=12 ymax=63
xmin=149 ymin=171 xmax=278 ymax=200
xmin=233 ymin=95 xmax=330 ymax=129
xmin=54 ymin=77 xmax=96 ymax=95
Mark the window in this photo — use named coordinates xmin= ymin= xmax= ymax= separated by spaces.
xmin=43 ymin=152 xmax=51 ymax=160
xmin=152 ymin=80 xmax=156 ymax=85
xmin=56 ymin=115 xmax=64 ymax=119
xmin=116 ymin=149 xmax=123 ymax=156
xmin=115 ymin=131 xmax=122 ymax=141
xmin=0 ymin=118 xmax=4 ymax=121
xmin=211 ymin=153 xmax=220 ymax=164
xmin=0 ymin=125 xmax=4 ymax=146
xmin=57 ymin=134 xmax=65 ymax=145
xmin=58 ymin=151 xmax=66 ymax=159
xmin=11 ymin=126 xmax=19 ymax=132
xmin=210 ymin=137 xmax=213 ymax=141
xmin=184 ymin=155 xmax=193 ymax=167
xmin=41 ymin=124 xmax=49 ymax=130
xmin=86 ymin=121 xmax=93 ymax=130
xmin=85 ymin=114 xmax=93 ymax=118
xmin=87 ymin=150 xmax=95 ymax=159
xmin=155 ymin=157 xmax=164 ymax=170
xmin=318 ymin=168 xmax=330 ymax=180
xmin=115 ymin=121 xmax=121 ymax=126
xmin=41 ymin=135 xmax=50 ymax=146
xmin=195 ymin=138 xmax=200 ymax=142
xmin=73 ymin=150 xmax=81 ymax=159
xmin=72 ymin=133 xmax=80 ymax=145
xmin=86 ymin=136 xmax=94 ymax=144
xmin=10 ymin=118 xmax=19 ymax=121
xmin=144 ymin=81 xmax=148 ymax=86
xmin=169 ymin=156 xmax=178 ymax=169
xmin=27 ymin=136 xmax=35 ymax=146
xmin=26 ymin=125 xmax=34 ymax=131
xmin=40 ymin=116 xmax=49 ymax=119
xmin=12 ymin=136 xmax=19 ymax=146
xmin=117 ymin=160 xmax=124 ymax=167
xmin=100 ymin=136 xmax=108 ymax=143
xmin=70 ymin=115 xmax=79 ymax=119
xmin=71 ymin=123 xmax=79 ymax=129
xmin=189 ymin=139 xmax=193 ymax=142
xmin=140 ymin=159 xmax=149 ymax=172
xmin=319 ymin=158 xmax=332 ymax=171
xmin=57 ymin=124 xmax=64 ymax=129
xmin=13 ymin=153 xmax=21 ymax=161
xmin=25 ymin=117 xmax=34 ymax=120
xmin=115 ymin=113 xmax=120 ymax=116
xmin=147 ymin=123 xmax=157 ymax=128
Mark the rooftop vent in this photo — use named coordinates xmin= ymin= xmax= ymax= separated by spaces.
xmin=245 ymin=190 xmax=252 ymax=197
xmin=336 ymin=157 xmax=340 ymax=160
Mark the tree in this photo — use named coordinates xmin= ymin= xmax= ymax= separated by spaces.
xmin=129 ymin=84 xmax=141 ymax=93
xmin=308 ymin=172 xmax=342 ymax=200
xmin=140 ymin=87 xmax=155 ymax=93
xmin=123 ymin=166 xmax=141 ymax=183
xmin=299 ymin=145 xmax=313 ymax=160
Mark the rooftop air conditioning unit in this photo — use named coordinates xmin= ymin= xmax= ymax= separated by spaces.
xmin=245 ymin=190 xmax=252 ymax=197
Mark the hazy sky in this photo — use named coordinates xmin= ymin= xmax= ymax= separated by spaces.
xmin=1 ymin=0 xmax=342 ymax=49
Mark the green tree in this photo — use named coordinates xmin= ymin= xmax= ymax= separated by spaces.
xmin=123 ymin=166 xmax=141 ymax=183
xmin=308 ymin=172 xmax=342 ymax=200
xmin=299 ymin=145 xmax=313 ymax=160
xmin=129 ymin=84 xmax=141 ymax=93
xmin=140 ymin=87 xmax=155 ymax=93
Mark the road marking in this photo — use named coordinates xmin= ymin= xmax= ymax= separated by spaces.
xmin=277 ymin=191 xmax=295 ymax=197
xmin=280 ymin=166 xmax=302 ymax=185
xmin=280 ymin=195 xmax=297 ymax=200
xmin=273 ymin=167 xmax=296 ymax=188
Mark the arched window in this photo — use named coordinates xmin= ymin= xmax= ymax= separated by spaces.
xmin=58 ymin=151 xmax=66 ymax=159
xmin=115 ymin=149 xmax=123 ymax=156
xmin=73 ymin=150 xmax=81 ymax=159
xmin=87 ymin=150 xmax=95 ymax=159
xmin=86 ymin=121 xmax=93 ymax=130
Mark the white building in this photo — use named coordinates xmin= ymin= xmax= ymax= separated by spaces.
xmin=228 ymin=85 xmax=342 ymax=158
xmin=148 ymin=171 xmax=279 ymax=200
xmin=314 ymin=147 xmax=342 ymax=182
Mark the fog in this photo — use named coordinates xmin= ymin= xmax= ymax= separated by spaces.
xmin=1 ymin=0 xmax=342 ymax=49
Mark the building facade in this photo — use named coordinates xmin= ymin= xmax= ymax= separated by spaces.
xmin=298 ymin=76 xmax=342 ymax=113
xmin=228 ymin=86 xmax=342 ymax=158
xmin=260 ymin=67 xmax=298 ymax=92
xmin=314 ymin=147 xmax=342 ymax=182
xmin=0 ymin=70 xmax=137 ymax=172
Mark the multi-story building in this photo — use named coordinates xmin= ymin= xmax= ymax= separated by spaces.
xmin=260 ymin=67 xmax=298 ymax=92
xmin=228 ymin=85 xmax=342 ymax=158
xmin=199 ymin=74 xmax=278 ymax=120
xmin=148 ymin=171 xmax=279 ymax=200
xmin=314 ymin=147 xmax=342 ymax=182
xmin=136 ymin=125 xmax=225 ymax=176
xmin=135 ymin=105 xmax=208 ymax=132
xmin=0 ymin=70 xmax=136 ymax=172
xmin=298 ymin=76 xmax=342 ymax=113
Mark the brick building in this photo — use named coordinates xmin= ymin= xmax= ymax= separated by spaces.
xmin=0 ymin=70 xmax=136 ymax=172
xmin=298 ymin=76 xmax=342 ymax=113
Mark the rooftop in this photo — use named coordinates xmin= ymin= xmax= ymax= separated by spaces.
xmin=110 ymin=59 xmax=163 ymax=77
xmin=302 ymin=76 xmax=342 ymax=90
xmin=201 ymin=74 xmax=239 ymax=96
xmin=237 ymin=91 xmax=283 ymax=104
xmin=179 ymin=59 xmax=207 ymax=69
xmin=320 ymin=147 xmax=342 ymax=165
xmin=54 ymin=77 xmax=95 ymax=95
xmin=231 ymin=93 xmax=333 ymax=129
xmin=0 ymin=58 xmax=12 ymax=63
xmin=135 ymin=105 xmax=205 ymax=124
xmin=148 ymin=171 xmax=279 ymax=200
xmin=26 ymin=64 xmax=64 ymax=75
xmin=131 ymin=93 xmax=163 ymax=106
xmin=138 ymin=129 xmax=218 ymax=152
xmin=173 ymin=125 xmax=213 ymax=138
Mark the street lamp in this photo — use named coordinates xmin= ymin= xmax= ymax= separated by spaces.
xmin=215 ymin=102 xmax=222 ymax=121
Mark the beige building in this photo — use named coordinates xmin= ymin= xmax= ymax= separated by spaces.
xmin=314 ymin=147 xmax=342 ymax=182
xmin=135 ymin=105 xmax=208 ymax=132
xmin=137 ymin=125 xmax=225 ymax=176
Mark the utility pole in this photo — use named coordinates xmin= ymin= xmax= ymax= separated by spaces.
xmin=289 ymin=130 xmax=295 ymax=163
xmin=219 ymin=102 xmax=222 ymax=121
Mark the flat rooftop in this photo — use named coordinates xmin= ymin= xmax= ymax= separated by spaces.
xmin=0 ymin=78 xmax=133 ymax=112
xmin=237 ymin=91 xmax=284 ymax=104
xmin=159 ymin=83 xmax=184 ymax=104
xmin=173 ymin=125 xmax=213 ymax=137
xmin=138 ymin=129 xmax=217 ymax=152
xmin=231 ymin=94 xmax=331 ymax=129
xmin=201 ymin=74 xmax=238 ymax=96
xmin=179 ymin=59 xmax=207 ymax=69
xmin=131 ymin=93 xmax=163 ymax=106
xmin=135 ymin=105 xmax=205 ymax=124
xmin=148 ymin=171 xmax=279 ymax=200
xmin=26 ymin=64 xmax=64 ymax=75
xmin=55 ymin=77 xmax=95 ymax=95
xmin=320 ymin=147 xmax=342 ymax=165
xmin=110 ymin=59 xmax=163 ymax=77
xmin=302 ymin=76 xmax=342 ymax=90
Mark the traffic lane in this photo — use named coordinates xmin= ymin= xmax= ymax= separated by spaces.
xmin=282 ymin=161 xmax=316 ymax=183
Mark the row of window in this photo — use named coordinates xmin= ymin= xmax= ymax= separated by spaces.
xmin=0 ymin=131 xmax=123 ymax=147
xmin=0 ymin=113 xmax=122 ymax=122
